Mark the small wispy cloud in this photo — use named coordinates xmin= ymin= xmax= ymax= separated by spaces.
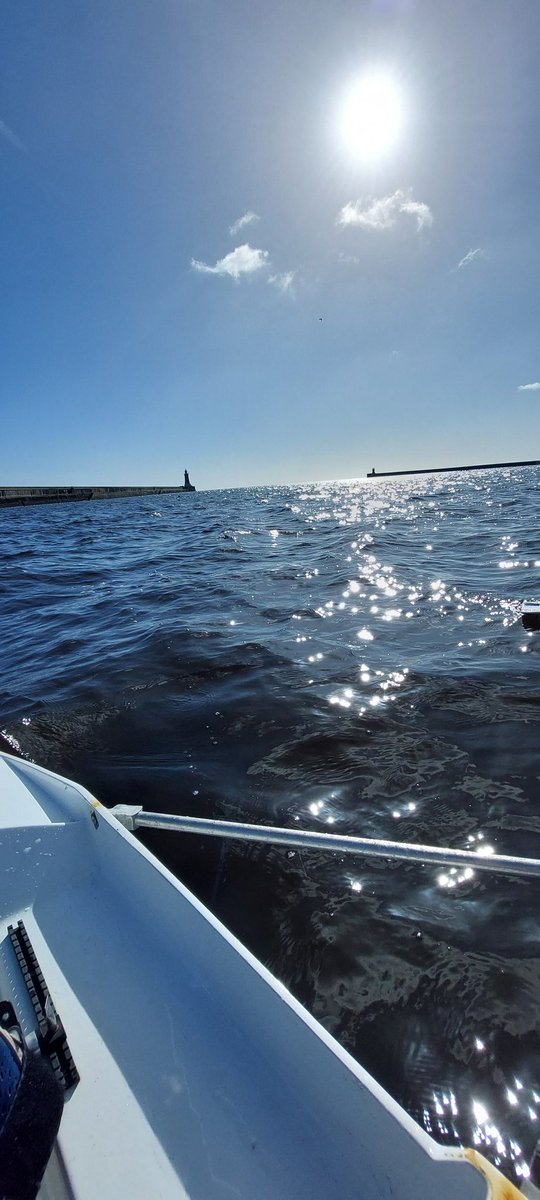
xmin=337 ymin=188 xmax=433 ymax=233
xmin=518 ymin=382 xmax=540 ymax=392
xmin=229 ymin=211 xmax=260 ymax=237
xmin=457 ymin=247 xmax=488 ymax=270
xmin=191 ymin=243 xmax=270 ymax=280
xmin=0 ymin=117 xmax=26 ymax=153
xmin=268 ymin=270 xmax=296 ymax=294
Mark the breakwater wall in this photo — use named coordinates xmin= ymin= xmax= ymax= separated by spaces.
xmin=0 ymin=485 xmax=194 ymax=510
xmin=367 ymin=459 xmax=540 ymax=479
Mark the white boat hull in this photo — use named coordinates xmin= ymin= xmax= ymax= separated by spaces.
xmin=0 ymin=753 xmax=517 ymax=1198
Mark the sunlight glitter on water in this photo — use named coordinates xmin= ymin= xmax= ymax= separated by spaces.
xmin=3 ymin=469 xmax=540 ymax=1186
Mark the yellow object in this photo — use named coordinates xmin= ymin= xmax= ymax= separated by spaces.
xmin=466 ymin=1148 xmax=525 ymax=1200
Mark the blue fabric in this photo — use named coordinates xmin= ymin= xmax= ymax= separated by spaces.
xmin=0 ymin=1032 xmax=21 ymax=1130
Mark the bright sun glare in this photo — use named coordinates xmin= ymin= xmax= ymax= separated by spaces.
xmin=340 ymin=74 xmax=403 ymax=160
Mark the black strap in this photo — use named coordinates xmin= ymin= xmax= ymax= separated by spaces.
xmin=0 ymin=1049 xmax=63 ymax=1200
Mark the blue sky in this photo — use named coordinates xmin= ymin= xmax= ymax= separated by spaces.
xmin=1 ymin=0 xmax=539 ymax=489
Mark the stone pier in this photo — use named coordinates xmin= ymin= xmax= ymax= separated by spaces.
xmin=0 ymin=484 xmax=196 ymax=509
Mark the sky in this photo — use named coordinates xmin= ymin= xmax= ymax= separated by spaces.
xmin=1 ymin=0 xmax=539 ymax=490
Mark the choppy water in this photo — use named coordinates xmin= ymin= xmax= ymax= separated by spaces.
xmin=2 ymin=468 xmax=540 ymax=1184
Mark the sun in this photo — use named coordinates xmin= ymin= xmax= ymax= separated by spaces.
xmin=340 ymin=74 xmax=403 ymax=161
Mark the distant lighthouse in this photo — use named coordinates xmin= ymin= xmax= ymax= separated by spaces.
xmin=183 ymin=469 xmax=195 ymax=492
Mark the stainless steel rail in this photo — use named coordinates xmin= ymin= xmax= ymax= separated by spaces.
xmin=111 ymin=807 xmax=540 ymax=879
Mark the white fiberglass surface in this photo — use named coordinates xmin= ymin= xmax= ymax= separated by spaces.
xmin=30 ymin=875 xmax=370 ymax=1200
xmin=0 ymin=755 xmax=58 ymax=828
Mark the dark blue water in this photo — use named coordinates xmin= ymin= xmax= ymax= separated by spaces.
xmin=2 ymin=469 xmax=540 ymax=1184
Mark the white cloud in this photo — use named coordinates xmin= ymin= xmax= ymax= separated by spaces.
xmin=337 ymin=188 xmax=433 ymax=233
xmin=268 ymin=271 xmax=296 ymax=293
xmin=457 ymin=247 xmax=488 ymax=270
xmin=518 ymin=382 xmax=540 ymax=392
xmin=0 ymin=117 xmax=25 ymax=152
xmin=191 ymin=243 xmax=269 ymax=280
xmin=229 ymin=211 xmax=260 ymax=237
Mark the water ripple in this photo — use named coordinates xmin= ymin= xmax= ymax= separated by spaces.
xmin=1 ymin=468 xmax=540 ymax=1183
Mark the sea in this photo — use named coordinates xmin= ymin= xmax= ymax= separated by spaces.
xmin=1 ymin=467 xmax=540 ymax=1184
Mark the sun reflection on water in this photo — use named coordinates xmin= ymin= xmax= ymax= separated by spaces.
xmin=252 ymin=474 xmax=540 ymax=1184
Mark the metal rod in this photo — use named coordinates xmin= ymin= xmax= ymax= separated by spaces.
xmin=132 ymin=811 xmax=540 ymax=879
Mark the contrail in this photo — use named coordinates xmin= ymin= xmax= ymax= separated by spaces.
xmin=0 ymin=118 xmax=26 ymax=153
